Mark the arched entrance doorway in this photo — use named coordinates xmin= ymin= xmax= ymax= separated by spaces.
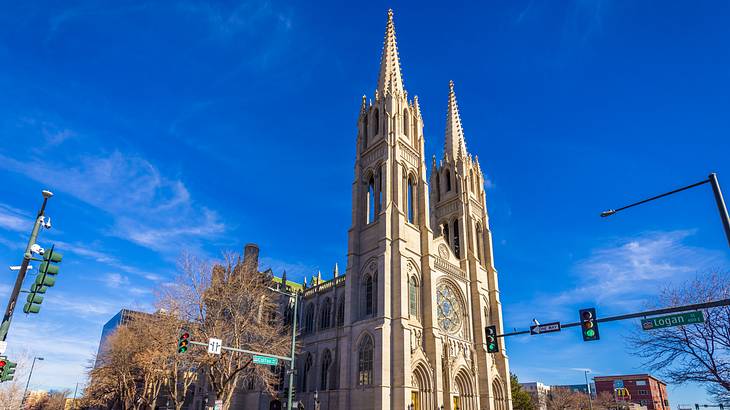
xmin=411 ymin=363 xmax=433 ymax=410
xmin=492 ymin=379 xmax=506 ymax=410
xmin=453 ymin=369 xmax=476 ymax=410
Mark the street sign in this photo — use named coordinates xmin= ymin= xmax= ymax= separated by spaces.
xmin=530 ymin=321 xmax=561 ymax=335
xmin=613 ymin=380 xmax=624 ymax=388
xmin=208 ymin=338 xmax=222 ymax=355
xmin=641 ymin=311 xmax=705 ymax=331
xmin=253 ymin=354 xmax=279 ymax=366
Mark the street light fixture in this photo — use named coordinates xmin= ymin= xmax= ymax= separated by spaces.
xmin=601 ymin=173 xmax=730 ymax=248
xmin=21 ymin=356 xmax=44 ymax=408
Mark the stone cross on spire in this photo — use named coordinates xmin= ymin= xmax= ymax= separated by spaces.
xmin=377 ymin=9 xmax=404 ymax=95
xmin=444 ymin=80 xmax=468 ymax=159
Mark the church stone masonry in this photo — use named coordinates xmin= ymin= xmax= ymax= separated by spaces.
xmin=239 ymin=10 xmax=512 ymax=410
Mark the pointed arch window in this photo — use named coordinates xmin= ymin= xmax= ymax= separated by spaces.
xmin=453 ymin=219 xmax=461 ymax=259
xmin=357 ymin=335 xmax=374 ymax=385
xmin=320 ymin=298 xmax=332 ymax=329
xmin=445 ymin=169 xmax=452 ymax=192
xmin=337 ymin=298 xmax=345 ymax=326
xmin=443 ymin=222 xmax=449 ymax=242
xmin=302 ymin=353 xmax=313 ymax=392
xmin=377 ymin=170 xmax=383 ymax=214
xmin=470 ymin=169 xmax=475 ymax=192
xmin=367 ymin=176 xmax=376 ymax=224
xmin=362 ymin=116 xmax=369 ymax=150
xmin=321 ymin=349 xmax=332 ymax=390
xmin=304 ymin=304 xmax=315 ymax=334
xmin=363 ymin=274 xmax=374 ymax=316
xmin=408 ymin=276 xmax=419 ymax=318
xmin=407 ymin=176 xmax=415 ymax=223
xmin=434 ymin=174 xmax=441 ymax=202
xmin=374 ymin=108 xmax=380 ymax=136
xmin=475 ymin=222 xmax=484 ymax=264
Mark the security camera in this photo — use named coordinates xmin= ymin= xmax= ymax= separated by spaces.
xmin=42 ymin=216 xmax=51 ymax=230
xmin=30 ymin=244 xmax=45 ymax=255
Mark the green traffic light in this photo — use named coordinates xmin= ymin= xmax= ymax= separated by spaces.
xmin=585 ymin=329 xmax=595 ymax=338
xmin=39 ymin=262 xmax=59 ymax=275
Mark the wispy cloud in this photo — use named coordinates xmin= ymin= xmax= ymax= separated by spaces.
xmin=0 ymin=150 xmax=225 ymax=253
xmin=0 ymin=203 xmax=32 ymax=232
xmin=505 ymin=230 xmax=728 ymax=326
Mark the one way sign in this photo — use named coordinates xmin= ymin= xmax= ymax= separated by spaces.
xmin=530 ymin=322 xmax=561 ymax=335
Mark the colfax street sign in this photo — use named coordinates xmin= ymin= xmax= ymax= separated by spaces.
xmin=530 ymin=321 xmax=561 ymax=335
xmin=252 ymin=355 xmax=278 ymax=366
xmin=641 ymin=311 xmax=705 ymax=330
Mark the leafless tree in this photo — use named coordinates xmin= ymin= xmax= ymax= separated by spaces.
xmin=162 ymin=252 xmax=291 ymax=410
xmin=628 ymin=271 xmax=730 ymax=403
xmin=24 ymin=389 xmax=71 ymax=410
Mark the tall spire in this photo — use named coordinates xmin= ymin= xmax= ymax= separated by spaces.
xmin=377 ymin=9 xmax=404 ymax=95
xmin=444 ymin=80 xmax=467 ymax=159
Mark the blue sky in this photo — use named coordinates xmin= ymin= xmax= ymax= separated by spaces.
xmin=1 ymin=0 xmax=729 ymax=404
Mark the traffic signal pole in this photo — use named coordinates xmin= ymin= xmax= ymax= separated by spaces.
xmin=496 ymin=297 xmax=730 ymax=338
xmin=0 ymin=191 xmax=52 ymax=341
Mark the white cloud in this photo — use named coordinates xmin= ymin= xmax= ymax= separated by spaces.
xmin=0 ymin=150 xmax=225 ymax=252
xmin=105 ymin=272 xmax=129 ymax=288
xmin=504 ymin=230 xmax=729 ymax=326
xmin=0 ymin=203 xmax=31 ymax=232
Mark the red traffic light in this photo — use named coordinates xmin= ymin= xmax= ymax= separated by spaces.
xmin=0 ymin=360 xmax=6 ymax=367
xmin=181 ymin=332 xmax=189 ymax=339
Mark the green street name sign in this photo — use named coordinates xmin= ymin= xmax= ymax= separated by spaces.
xmin=641 ymin=311 xmax=705 ymax=330
xmin=252 ymin=355 xmax=278 ymax=366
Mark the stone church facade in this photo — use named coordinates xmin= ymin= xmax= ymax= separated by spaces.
xmin=238 ymin=10 xmax=512 ymax=410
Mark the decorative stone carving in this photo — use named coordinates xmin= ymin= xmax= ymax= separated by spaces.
xmin=438 ymin=243 xmax=449 ymax=259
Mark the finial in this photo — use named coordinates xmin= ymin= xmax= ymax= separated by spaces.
xmin=388 ymin=8 xmax=394 ymax=20
xmin=303 ymin=276 xmax=308 ymax=288
xmin=333 ymin=263 xmax=339 ymax=277
xmin=449 ymin=79 xmax=455 ymax=92
xmin=317 ymin=270 xmax=322 ymax=282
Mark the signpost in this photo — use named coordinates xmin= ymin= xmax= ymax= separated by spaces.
xmin=641 ymin=311 xmax=705 ymax=331
xmin=530 ymin=321 xmax=561 ymax=335
xmin=208 ymin=338 xmax=222 ymax=355
xmin=253 ymin=355 xmax=279 ymax=366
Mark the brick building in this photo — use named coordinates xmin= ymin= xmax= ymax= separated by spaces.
xmin=594 ymin=374 xmax=669 ymax=410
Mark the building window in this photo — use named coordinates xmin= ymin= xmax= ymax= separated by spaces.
xmin=321 ymin=349 xmax=332 ymax=390
xmin=445 ymin=169 xmax=452 ymax=192
xmin=408 ymin=276 xmax=419 ymax=318
xmin=364 ymin=274 xmax=374 ymax=316
xmin=434 ymin=174 xmax=441 ymax=202
xmin=358 ymin=335 xmax=374 ymax=385
xmin=453 ymin=219 xmax=461 ymax=259
xmin=374 ymin=108 xmax=380 ymax=136
xmin=475 ymin=222 xmax=484 ymax=263
xmin=302 ymin=353 xmax=313 ymax=392
xmin=470 ymin=169 xmax=475 ymax=192
xmin=377 ymin=171 xmax=383 ymax=214
xmin=320 ymin=298 xmax=332 ymax=329
xmin=367 ymin=176 xmax=376 ymax=224
xmin=638 ymin=390 xmax=649 ymax=395
xmin=337 ymin=298 xmax=345 ymax=326
xmin=304 ymin=304 xmax=315 ymax=334
xmin=362 ymin=115 xmax=368 ymax=150
xmin=443 ymin=222 xmax=449 ymax=243
xmin=407 ymin=176 xmax=415 ymax=223
xmin=636 ymin=380 xmax=647 ymax=386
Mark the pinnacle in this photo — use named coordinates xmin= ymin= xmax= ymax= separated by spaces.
xmin=444 ymin=80 xmax=468 ymax=160
xmin=377 ymin=9 xmax=405 ymax=95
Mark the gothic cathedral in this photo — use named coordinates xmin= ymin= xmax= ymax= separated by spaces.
xmin=241 ymin=10 xmax=512 ymax=410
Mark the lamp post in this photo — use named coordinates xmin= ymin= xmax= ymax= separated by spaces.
xmin=584 ymin=370 xmax=593 ymax=410
xmin=601 ymin=172 xmax=730 ymax=248
xmin=20 ymin=356 xmax=44 ymax=409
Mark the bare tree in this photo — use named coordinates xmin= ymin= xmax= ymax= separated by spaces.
xmin=629 ymin=271 xmax=730 ymax=403
xmin=164 ymin=252 xmax=291 ymax=410
xmin=546 ymin=388 xmax=579 ymax=410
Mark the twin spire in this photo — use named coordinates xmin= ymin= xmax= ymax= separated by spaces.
xmin=375 ymin=11 xmax=469 ymax=159
xmin=377 ymin=9 xmax=405 ymax=95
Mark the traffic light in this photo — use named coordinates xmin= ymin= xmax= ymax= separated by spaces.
xmin=579 ymin=308 xmax=600 ymax=341
xmin=178 ymin=332 xmax=190 ymax=353
xmin=0 ymin=357 xmax=16 ymax=382
xmin=23 ymin=246 xmax=62 ymax=314
xmin=486 ymin=325 xmax=499 ymax=353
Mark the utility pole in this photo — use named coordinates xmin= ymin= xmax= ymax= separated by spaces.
xmin=0 ymin=190 xmax=53 ymax=341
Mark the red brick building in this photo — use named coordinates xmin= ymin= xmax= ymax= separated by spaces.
xmin=594 ymin=374 xmax=669 ymax=410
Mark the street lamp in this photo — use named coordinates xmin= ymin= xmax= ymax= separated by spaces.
xmin=584 ymin=370 xmax=593 ymax=410
xmin=601 ymin=173 xmax=730 ymax=248
xmin=21 ymin=356 xmax=44 ymax=408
